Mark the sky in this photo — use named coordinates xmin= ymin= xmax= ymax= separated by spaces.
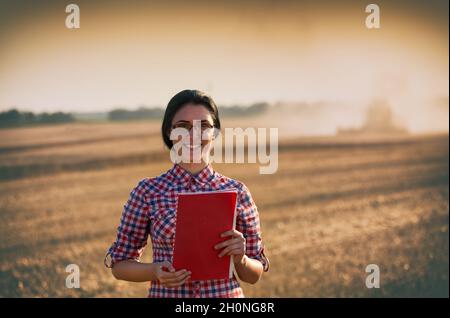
xmin=0 ymin=0 xmax=448 ymax=132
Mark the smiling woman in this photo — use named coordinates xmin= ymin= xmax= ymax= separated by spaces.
xmin=104 ymin=89 xmax=269 ymax=298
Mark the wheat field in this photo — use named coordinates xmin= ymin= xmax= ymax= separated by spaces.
xmin=0 ymin=121 xmax=448 ymax=297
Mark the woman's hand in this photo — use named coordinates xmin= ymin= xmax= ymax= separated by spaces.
xmin=214 ymin=229 xmax=246 ymax=264
xmin=154 ymin=261 xmax=191 ymax=288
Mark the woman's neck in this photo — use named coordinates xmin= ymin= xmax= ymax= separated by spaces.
xmin=178 ymin=161 xmax=209 ymax=175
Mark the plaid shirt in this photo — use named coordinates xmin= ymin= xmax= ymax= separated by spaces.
xmin=105 ymin=163 xmax=269 ymax=298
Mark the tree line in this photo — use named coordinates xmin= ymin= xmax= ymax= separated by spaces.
xmin=0 ymin=109 xmax=75 ymax=128
xmin=0 ymin=103 xmax=269 ymax=127
xmin=108 ymin=103 xmax=269 ymax=121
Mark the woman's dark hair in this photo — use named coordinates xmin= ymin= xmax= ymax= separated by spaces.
xmin=161 ymin=89 xmax=221 ymax=149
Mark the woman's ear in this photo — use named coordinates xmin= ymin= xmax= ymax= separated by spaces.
xmin=213 ymin=127 xmax=221 ymax=140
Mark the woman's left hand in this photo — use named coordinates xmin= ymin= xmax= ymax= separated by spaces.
xmin=214 ymin=229 xmax=246 ymax=263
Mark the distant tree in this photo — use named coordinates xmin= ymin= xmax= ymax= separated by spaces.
xmin=108 ymin=107 xmax=164 ymax=121
xmin=22 ymin=111 xmax=36 ymax=123
xmin=0 ymin=109 xmax=22 ymax=126
xmin=220 ymin=102 xmax=269 ymax=117
xmin=38 ymin=111 xmax=74 ymax=123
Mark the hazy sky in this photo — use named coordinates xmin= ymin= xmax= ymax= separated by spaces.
xmin=0 ymin=0 xmax=448 ymax=115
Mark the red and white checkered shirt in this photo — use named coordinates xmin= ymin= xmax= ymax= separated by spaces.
xmin=105 ymin=163 xmax=269 ymax=298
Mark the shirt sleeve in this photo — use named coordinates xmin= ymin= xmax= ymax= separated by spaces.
xmin=104 ymin=179 xmax=150 ymax=268
xmin=235 ymin=183 xmax=270 ymax=272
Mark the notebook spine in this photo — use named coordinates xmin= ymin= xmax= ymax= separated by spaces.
xmin=229 ymin=192 xmax=239 ymax=279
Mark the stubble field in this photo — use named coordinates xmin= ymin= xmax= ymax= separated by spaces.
xmin=0 ymin=121 xmax=448 ymax=297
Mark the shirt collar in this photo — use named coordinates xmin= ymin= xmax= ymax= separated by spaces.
xmin=169 ymin=163 xmax=216 ymax=185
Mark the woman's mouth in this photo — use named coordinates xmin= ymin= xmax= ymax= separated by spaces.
xmin=182 ymin=143 xmax=202 ymax=150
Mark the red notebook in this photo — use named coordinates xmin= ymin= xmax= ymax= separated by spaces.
xmin=172 ymin=190 xmax=238 ymax=281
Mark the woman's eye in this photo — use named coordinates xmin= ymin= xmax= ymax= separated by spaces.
xmin=172 ymin=123 xmax=213 ymax=130
xmin=173 ymin=124 xmax=190 ymax=130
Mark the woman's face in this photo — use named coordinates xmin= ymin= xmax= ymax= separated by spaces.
xmin=170 ymin=103 xmax=215 ymax=163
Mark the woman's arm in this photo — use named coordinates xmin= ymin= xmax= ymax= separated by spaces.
xmin=112 ymin=260 xmax=191 ymax=287
xmin=214 ymin=183 xmax=269 ymax=284
xmin=106 ymin=180 xmax=191 ymax=287
xmin=233 ymin=255 xmax=264 ymax=284
xmin=111 ymin=260 xmax=158 ymax=282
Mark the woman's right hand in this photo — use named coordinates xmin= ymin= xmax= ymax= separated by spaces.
xmin=154 ymin=261 xmax=191 ymax=288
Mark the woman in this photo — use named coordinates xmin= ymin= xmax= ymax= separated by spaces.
xmin=105 ymin=89 xmax=269 ymax=298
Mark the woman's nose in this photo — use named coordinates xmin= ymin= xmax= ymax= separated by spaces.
xmin=189 ymin=126 xmax=202 ymax=138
